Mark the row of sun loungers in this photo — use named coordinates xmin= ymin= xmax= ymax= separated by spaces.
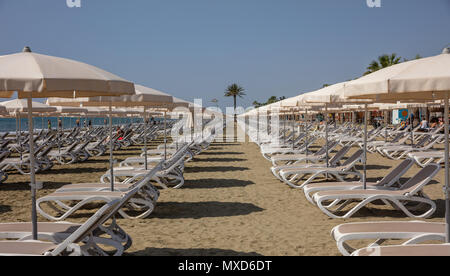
xmin=0 ymin=119 xmax=219 ymax=255
xmin=240 ymin=118 xmax=447 ymax=256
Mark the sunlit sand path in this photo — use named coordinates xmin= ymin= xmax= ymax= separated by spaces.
xmin=121 ymin=132 xmax=343 ymax=256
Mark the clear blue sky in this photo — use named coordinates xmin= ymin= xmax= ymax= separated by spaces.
xmin=1 ymin=0 xmax=449 ymax=110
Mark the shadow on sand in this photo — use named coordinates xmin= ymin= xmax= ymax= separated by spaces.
xmin=355 ymin=164 xmax=391 ymax=171
xmin=0 ymin=181 xmax=71 ymax=192
xmin=149 ymin=201 xmax=264 ymax=219
xmin=39 ymin=167 xmax=107 ymax=175
xmin=186 ymin=166 xmax=249 ymax=173
xmin=128 ymin=247 xmax=263 ymax=256
xmin=194 ymin=157 xmax=247 ymax=163
xmin=0 ymin=205 xmax=12 ymax=214
xmin=183 ymin=179 xmax=255 ymax=189
xmin=200 ymin=151 xmax=244 ymax=156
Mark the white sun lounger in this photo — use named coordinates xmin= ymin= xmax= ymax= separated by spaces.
xmin=408 ymin=150 xmax=447 ymax=167
xmin=352 ymin=243 xmax=450 ymax=256
xmin=279 ymin=149 xmax=364 ymax=189
xmin=312 ymin=164 xmax=441 ymax=219
xmin=271 ymin=145 xmax=351 ymax=181
xmin=331 ymin=221 xmax=446 ymax=256
xmin=270 ymin=141 xmax=339 ymax=167
xmin=36 ymin=164 xmax=162 ymax=221
xmin=379 ymin=136 xmax=442 ymax=160
xmin=302 ymin=158 xmax=415 ymax=204
xmin=0 ymin=200 xmax=122 ymax=256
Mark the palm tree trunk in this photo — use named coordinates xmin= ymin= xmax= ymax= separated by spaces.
xmin=234 ymin=95 xmax=237 ymax=122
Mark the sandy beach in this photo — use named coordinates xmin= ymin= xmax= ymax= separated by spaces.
xmin=0 ymin=130 xmax=446 ymax=256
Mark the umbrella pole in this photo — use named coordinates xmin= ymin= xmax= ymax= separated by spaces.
xmin=444 ymin=92 xmax=450 ymax=242
xmin=144 ymin=107 xmax=148 ymax=171
xmin=363 ymin=104 xmax=368 ymax=190
xmin=409 ymin=107 xmax=414 ymax=146
xmin=26 ymin=97 xmax=38 ymax=240
xmin=109 ymin=101 xmax=114 ymax=191
xmin=292 ymin=110 xmax=295 ymax=150
xmin=164 ymin=111 xmax=167 ymax=161
xmin=58 ymin=116 xmax=61 ymax=154
xmin=325 ymin=105 xmax=329 ymax=169
xmin=305 ymin=110 xmax=309 ymax=163
xmin=256 ymin=112 xmax=259 ymax=143
xmin=385 ymin=110 xmax=388 ymax=143
xmin=15 ymin=113 xmax=18 ymax=145
xmin=16 ymin=112 xmax=22 ymax=161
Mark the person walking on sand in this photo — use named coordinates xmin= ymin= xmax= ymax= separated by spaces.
xmin=47 ymin=119 xmax=52 ymax=130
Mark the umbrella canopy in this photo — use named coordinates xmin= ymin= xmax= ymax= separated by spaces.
xmin=54 ymin=105 xmax=88 ymax=115
xmin=130 ymin=85 xmax=174 ymax=107
xmin=0 ymin=99 xmax=57 ymax=113
xmin=0 ymin=47 xmax=135 ymax=98
xmin=343 ymin=48 xmax=450 ymax=101
xmin=0 ymin=105 xmax=6 ymax=115
xmin=46 ymin=84 xmax=174 ymax=108
xmin=82 ymin=106 xmax=110 ymax=116
xmin=172 ymin=97 xmax=195 ymax=109
xmin=300 ymin=82 xmax=371 ymax=106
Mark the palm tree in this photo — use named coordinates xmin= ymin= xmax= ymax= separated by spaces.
xmin=364 ymin=53 xmax=402 ymax=76
xmin=225 ymin=83 xmax=246 ymax=121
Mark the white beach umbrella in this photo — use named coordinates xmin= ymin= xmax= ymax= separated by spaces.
xmin=1 ymin=99 xmax=57 ymax=113
xmin=0 ymin=99 xmax=58 ymax=156
xmin=0 ymin=47 xmax=135 ymax=241
xmin=343 ymin=47 xmax=450 ymax=243
xmin=47 ymin=85 xmax=178 ymax=183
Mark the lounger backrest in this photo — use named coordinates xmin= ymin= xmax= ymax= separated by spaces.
xmin=74 ymin=139 xmax=93 ymax=152
xmin=50 ymin=199 xmax=122 ymax=256
xmin=424 ymin=136 xmax=442 ymax=149
xmin=341 ymin=149 xmax=364 ymax=167
xmin=391 ymin=133 xmax=405 ymax=143
xmin=378 ymin=158 xmax=415 ymax=187
xmin=329 ymin=146 xmax=351 ymax=166
xmin=316 ymin=141 xmax=338 ymax=156
xmin=414 ymin=135 xmax=431 ymax=148
xmin=65 ymin=141 xmax=79 ymax=153
xmin=0 ymin=151 xmax=10 ymax=163
xmin=37 ymin=145 xmax=54 ymax=158
xmin=400 ymin=164 xmax=441 ymax=195
xmin=397 ymin=133 xmax=411 ymax=144
xmin=163 ymin=143 xmax=192 ymax=169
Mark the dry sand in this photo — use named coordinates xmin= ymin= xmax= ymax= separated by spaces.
xmin=0 ymin=133 xmax=447 ymax=256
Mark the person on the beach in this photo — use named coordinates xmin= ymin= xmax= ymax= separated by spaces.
xmin=117 ymin=126 xmax=124 ymax=140
xmin=88 ymin=120 xmax=92 ymax=128
xmin=429 ymin=117 xmax=438 ymax=129
xmin=76 ymin=119 xmax=80 ymax=128
xmin=58 ymin=119 xmax=62 ymax=130
xmin=47 ymin=120 xmax=52 ymax=130
xmin=419 ymin=117 xmax=429 ymax=132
